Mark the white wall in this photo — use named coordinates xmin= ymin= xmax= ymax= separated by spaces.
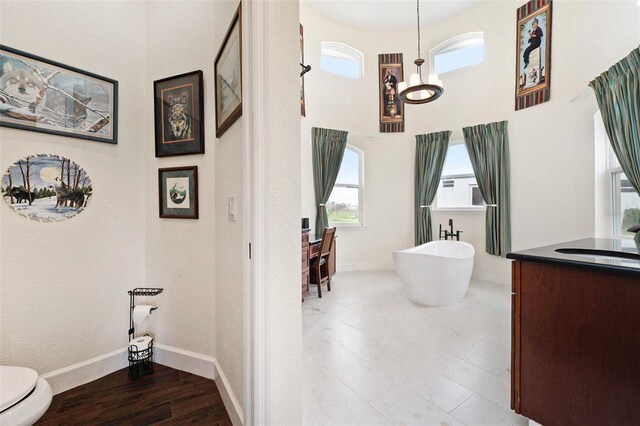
xmin=1 ymin=3 xmax=246 ymax=411
xmin=0 ymin=0 xmax=147 ymax=373
xmin=301 ymin=0 xmax=640 ymax=284
xmin=213 ymin=0 xmax=246 ymax=409
xmin=144 ymin=0 xmax=218 ymax=369
xmin=268 ymin=2 xmax=303 ymax=424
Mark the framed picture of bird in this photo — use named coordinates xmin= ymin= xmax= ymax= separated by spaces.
xmin=158 ymin=166 xmax=199 ymax=219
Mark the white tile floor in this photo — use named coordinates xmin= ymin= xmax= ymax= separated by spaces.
xmin=302 ymin=270 xmax=529 ymax=426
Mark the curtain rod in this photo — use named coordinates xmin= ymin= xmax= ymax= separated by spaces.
xmin=569 ymin=87 xmax=592 ymax=103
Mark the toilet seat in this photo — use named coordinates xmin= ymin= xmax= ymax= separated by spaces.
xmin=0 ymin=367 xmax=52 ymax=426
xmin=0 ymin=367 xmax=38 ymax=413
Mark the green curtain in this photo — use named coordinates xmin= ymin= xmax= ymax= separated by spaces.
xmin=463 ymin=121 xmax=511 ymax=256
xmin=589 ymin=47 xmax=640 ymax=205
xmin=415 ymin=131 xmax=451 ymax=245
xmin=312 ymin=127 xmax=349 ymax=234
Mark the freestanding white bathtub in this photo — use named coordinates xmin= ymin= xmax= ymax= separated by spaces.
xmin=393 ymin=241 xmax=475 ymax=306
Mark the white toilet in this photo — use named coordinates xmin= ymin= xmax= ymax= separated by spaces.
xmin=0 ymin=366 xmax=53 ymax=426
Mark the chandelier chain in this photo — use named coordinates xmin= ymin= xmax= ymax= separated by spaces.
xmin=416 ymin=0 xmax=421 ymax=59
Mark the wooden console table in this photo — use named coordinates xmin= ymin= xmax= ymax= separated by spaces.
xmin=302 ymin=228 xmax=336 ymax=301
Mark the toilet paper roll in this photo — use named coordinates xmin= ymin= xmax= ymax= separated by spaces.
xmin=133 ymin=305 xmax=156 ymax=324
xmin=129 ymin=335 xmax=153 ymax=351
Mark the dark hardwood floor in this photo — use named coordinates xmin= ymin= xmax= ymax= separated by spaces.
xmin=37 ymin=364 xmax=231 ymax=425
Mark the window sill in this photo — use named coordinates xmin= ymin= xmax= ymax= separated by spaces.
xmin=432 ymin=207 xmax=486 ymax=213
xmin=329 ymin=223 xmax=368 ymax=228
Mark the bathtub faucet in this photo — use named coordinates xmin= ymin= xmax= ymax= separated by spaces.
xmin=439 ymin=219 xmax=463 ymax=241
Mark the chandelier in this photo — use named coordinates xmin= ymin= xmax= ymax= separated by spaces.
xmin=398 ymin=0 xmax=444 ymax=104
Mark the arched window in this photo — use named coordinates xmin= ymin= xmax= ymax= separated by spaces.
xmin=320 ymin=42 xmax=364 ymax=79
xmin=429 ymin=32 xmax=484 ymax=75
xmin=327 ymin=145 xmax=364 ymax=225
xmin=435 ymin=141 xmax=484 ymax=210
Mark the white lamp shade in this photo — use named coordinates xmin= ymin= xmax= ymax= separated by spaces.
xmin=409 ymin=73 xmax=421 ymax=87
xmin=428 ymin=73 xmax=438 ymax=84
xmin=398 ymin=81 xmax=408 ymax=93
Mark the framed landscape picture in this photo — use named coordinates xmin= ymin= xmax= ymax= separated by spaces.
xmin=0 ymin=45 xmax=117 ymax=144
xmin=158 ymin=166 xmax=198 ymax=219
xmin=378 ymin=53 xmax=404 ymax=133
xmin=215 ymin=4 xmax=242 ymax=138
xmin=154 ymin=70 xmax=204 ymax=157
xmin=300 ymin=23 xmax=306 ymax=117
xmin=515 ymin=0 xmax=552 ymax=110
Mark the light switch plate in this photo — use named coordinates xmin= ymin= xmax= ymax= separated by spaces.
xmin=228 ymin=196 xmax=236 ymax=222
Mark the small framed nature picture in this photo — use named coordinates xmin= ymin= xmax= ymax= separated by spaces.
xmin=158 ymin=166 xmax=198 ymax=219
xmin=214 ymin=4 xmax=242 ymax=137
xmin=154 ymin=70 xmax=204 ymax=157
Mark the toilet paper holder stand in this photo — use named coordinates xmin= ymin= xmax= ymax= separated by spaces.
xmin=127 ymin=287 xmax=163 ymax=380
xmin=128 ymin=287 xmax=163 ymax=341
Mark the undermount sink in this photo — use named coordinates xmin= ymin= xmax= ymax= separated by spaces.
xmin=555 ymin=248 xmax=640 ymax=261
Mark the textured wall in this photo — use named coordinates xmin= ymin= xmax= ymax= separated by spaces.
xmin=144 ymin=0 xmax=217 ymax=364
xmin=268 ymin=1 xmax=302 ymax=424
xmin=213 ymin=0 xmax=246 ymax=408
xmin=301 ymin=1 xmax=640 ymax=284
xmin=0 ymin=0 xmax=147 ymax=373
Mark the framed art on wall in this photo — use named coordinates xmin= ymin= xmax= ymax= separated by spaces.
xmin=378 ymin=53 xmax=404 ymax=133
xmin=0 ymin=45 xmax=118 ymax=144
xmin=154 ymin=70 xmax=204 ymax=157
xmin=2 ymin=154 xmax=93 ymax=222
xmin=515 ymin=0 xmax=552 ymax=111
xmin=158 ymin=166 xmax=198 ymax=219
xmin=215 ymin=3 xmax=242 ymax=138
xmin=300 ymin=23 xmax=306 ymax=117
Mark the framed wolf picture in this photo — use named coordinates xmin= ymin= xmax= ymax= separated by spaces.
xmin=515 ymin=0 xmax=552 ymax=111
xmin=154 ymin=71 xmax=204 ymax=157
xmin=378 ymin=54 xmax=404 ymax=133
xmin=0 ymin=45 xmax=118 ymax=144
xmin=2 ymin=154 xmax=93 ymax=222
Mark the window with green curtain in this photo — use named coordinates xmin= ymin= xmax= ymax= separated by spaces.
xmin=462 ymin=121 xmax=511 ymax=256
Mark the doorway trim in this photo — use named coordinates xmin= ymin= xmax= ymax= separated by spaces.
xmin=242 ymin=0 xmax=271 ymax=424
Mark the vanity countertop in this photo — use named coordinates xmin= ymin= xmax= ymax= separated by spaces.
xmin=507 ymin=238 xmax=640 ymax=276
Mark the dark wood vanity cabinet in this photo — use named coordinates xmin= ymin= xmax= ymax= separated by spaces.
xmin=511 ymin=260 xmax=640 ymax=425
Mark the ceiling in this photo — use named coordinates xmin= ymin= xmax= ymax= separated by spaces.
xmin=304 ymin=0 xmax=484 ymax=31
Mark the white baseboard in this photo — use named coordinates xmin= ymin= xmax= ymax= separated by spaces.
xmin=40 ymin=348 xmax=128 ymax=395
xmin=38 ymin=343 xmax=244 ymax=426
xmin=339 ymin=262 xmax=395 ymax=272
xmin=153 ymin=343 xmax=216 ymax=379
xmin=214 ymin=359 xmax=244 ymax=426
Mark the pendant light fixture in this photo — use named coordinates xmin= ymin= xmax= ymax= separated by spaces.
xmin=398 ymin=0 xmax=444 ymax=104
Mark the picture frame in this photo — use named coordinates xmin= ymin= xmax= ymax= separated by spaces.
xmin=158 ymin=166 xmax=198 ymax=219
xmin=215 ymin=4 xmax=242 ymax=138
xmin=0 ymin=44 xmax=118 ymax=144
xmin=300 ymin=23 xmax=306 ymax=117
xmin=154 ymin=70 xmax=204 ymax=157
xmin=378 ymin=53 xmax=404 ymax=133
xmin=515 ymin=0 xmax=552 ymax=111
xmin=2 ymin=154 xmax=93 ymax=222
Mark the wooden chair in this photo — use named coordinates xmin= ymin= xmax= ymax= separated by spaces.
xmin=310 ymin=227 xmax=336 ymax=298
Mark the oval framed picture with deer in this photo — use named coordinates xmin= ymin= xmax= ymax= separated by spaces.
xmin=2 ymin=154 xmax=93 ymax=222
xmin=0 ymin=45 xmax=118 ymax=144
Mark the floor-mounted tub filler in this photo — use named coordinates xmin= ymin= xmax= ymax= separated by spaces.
xmin=393 ymin=240 xmax=475 ymax=306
